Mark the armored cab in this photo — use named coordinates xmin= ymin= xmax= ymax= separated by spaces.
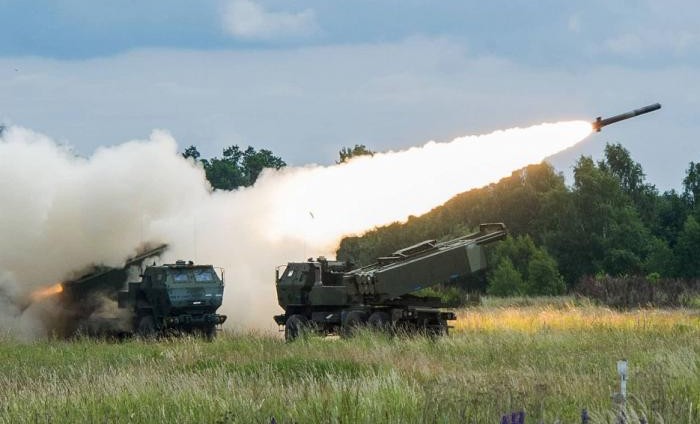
xmin=274 ymin=223 xmax=507 ymax=340
xmin=118 ymin=260 xmax=227 ymax=338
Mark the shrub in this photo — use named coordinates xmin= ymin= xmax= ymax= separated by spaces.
xmin=487 ymin=258 xmax=526 ymax=296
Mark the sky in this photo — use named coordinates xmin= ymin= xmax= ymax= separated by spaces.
xmin=1 ymin=0 xmax=698 ymax=190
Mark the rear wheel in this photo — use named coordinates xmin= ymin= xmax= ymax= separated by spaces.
xmin=341 ymin=311 xmax=366 ymax=338
xmin=136 ymin=315 xmax=156 ymax=339
xmin=367 ymin=311 xmax=392 ymax=332
xmin=427 ymin=319 xmax=449 ymax=338
xmin=285 ymin=314 xmax=310 ymax=341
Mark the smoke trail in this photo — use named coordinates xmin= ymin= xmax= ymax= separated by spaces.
xmin=0 ymin=121 xmax=591 ymax=336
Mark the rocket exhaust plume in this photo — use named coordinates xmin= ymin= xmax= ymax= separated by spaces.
xmin=0 ymin=120 xmax=592 ymax=336
xmin=28 ymin=283 xmax=63 ymax=304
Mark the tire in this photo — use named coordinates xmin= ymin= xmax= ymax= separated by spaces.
xmin=136 ymin=315 xmax=156 ymax=339
xmin=191 ymin=325 xmax=217 ymax=341
xmin=341 ymin=310 xmax=366 ymax=338
xmin=204 ymin=325 xmax=217 ymax=341
xmin=427 ymin=320 xmax=449 ymax=338
xmin=285 ymin=314 xmax=310 ymax=342
xmin=367 ymin=311 xmax=392 ymax=331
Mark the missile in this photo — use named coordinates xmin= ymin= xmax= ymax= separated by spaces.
xmin=592 ymin=103 xmax=661 ymax=132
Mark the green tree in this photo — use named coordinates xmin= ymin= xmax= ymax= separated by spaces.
xmin=598 ymin=143 xmax=658 ymax=228
xmin=682 ymin=162 xmax=700 ymax=207
xmin=674 ymin=215 xmax=700 ymax=278
xmin=337 ymin=144 xmax=375 ymax=164
xmin=644 ymin=237 xmax=674 ymax=277
xmin=487 ymin=258 xmax=525 ymax=296
xmin=544 ymin=156 xmax=652 ymax=283
xmin=240 ymin=146 xmax=286 ymax=184
xmin=598 ymin=143 xmax=647 ymax=198
xmin=526 ymin=251 xmax=566 ymax=295
xmin=182 ymin=144 xmax=286 ymax=190
xmin=488 ymin=235 xmax=565 ymax=296
xmin=182 ymin=145 xmax=201 ymax=160
xmin=651 ymin=190 xmax=689 ymax=247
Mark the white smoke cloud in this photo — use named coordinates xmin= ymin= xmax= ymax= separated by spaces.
xmin=0 ymin=121 xmax=591 ymax=336
xmin=222 ymin=0 xmax=318 ymax=40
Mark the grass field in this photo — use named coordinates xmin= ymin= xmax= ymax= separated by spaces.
xmin=2 ymin=298 xmax=700 ymax=423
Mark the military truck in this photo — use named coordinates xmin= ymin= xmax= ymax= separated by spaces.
xmin=274 ymin=223 xmax=507 ymax=340
xmin=117 ymin=260 xmax=227 ymax=338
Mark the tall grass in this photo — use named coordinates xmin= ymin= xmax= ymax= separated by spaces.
xmin=1 ymin=301 xmax=699 ymax=423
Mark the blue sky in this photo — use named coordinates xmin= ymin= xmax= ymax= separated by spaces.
xmin=1 ymin=0 xmax=698 ymax=189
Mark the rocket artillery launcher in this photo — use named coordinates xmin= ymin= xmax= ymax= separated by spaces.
xmin=274 ymin=223 xmax=507 ymax=340
xmin=51 ymin=244 xmax=227 ymax=339
xmin=53 ymin=244 xmax=169 ymax=336
xmin=592 ymin=103 xmax=661 ymax=132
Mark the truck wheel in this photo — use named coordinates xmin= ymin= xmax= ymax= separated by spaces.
xmin=367 ymin=311 xmax=392 ymax=332
xmin=341 ymin=311 xmax=365 ymax=338
xmin=193 ymin=325 xmax=217 ymax=341
xmin=137 ymin=315 xmax=156 ymax=339
xmin=204 ymin=325 xmax=217 ymax=341
xmin=427 ymin=320 xmax=449 ymax=338
xmin=285 ymin=314 xmax=310 ymax=341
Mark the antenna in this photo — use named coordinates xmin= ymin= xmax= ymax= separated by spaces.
xmin=304 ymin=210 xmax=315 ymax=261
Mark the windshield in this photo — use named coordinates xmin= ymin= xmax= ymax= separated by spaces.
xmin=172 ymin=270 xmax=190 ymax=282
xmin=169 ymin=268 xmax=219 ymax=283
xmin=193 ymin=269 xmax=216 ymax=282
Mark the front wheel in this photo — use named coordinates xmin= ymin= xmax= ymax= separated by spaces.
xmin=285 ymin=314 xmax=310 ymax=342
xmin=204 ymin=325 xmax=217 ymax=340
xmin=191 ymin=325 xmax=217 ymax=341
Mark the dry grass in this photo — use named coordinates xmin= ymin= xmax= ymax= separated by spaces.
xmin=1 ymin=299 xmax=699 ymax=423
xmin=456 ymin=298 xmax=700 ymax=333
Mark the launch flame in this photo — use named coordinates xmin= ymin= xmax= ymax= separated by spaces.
xmin=0 ymin=120 xmax=592 ymax=335
xmin=29 ymin=283 xmax=63 ymax=303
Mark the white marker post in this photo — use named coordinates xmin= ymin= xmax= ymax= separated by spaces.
xmin=613 ymin=359 xmax=628 ymax=407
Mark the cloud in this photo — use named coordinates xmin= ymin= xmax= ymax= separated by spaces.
xmin=605 ymin=30 xmax=700 ymax=56
xmin=222 ymin=0 xmax=318 ymax=40
xmin=0 ymin=38 xmax=697 ymax=191
xmin=605 ymin=33 xmax=644 ymax=55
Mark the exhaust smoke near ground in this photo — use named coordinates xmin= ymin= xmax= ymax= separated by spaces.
xmin=0 ymin=121 xmax=591 ymax=337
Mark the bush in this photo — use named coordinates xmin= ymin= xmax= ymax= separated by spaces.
xmin=487 ymin=258 xmax=526 ymax=296
xmin=527 ymin=251 xmax=566 ymax=295
xmin=576 ymin=274 xmax=700 ymax=308
xmin=487 ymin=235 xmax=566 ymax=296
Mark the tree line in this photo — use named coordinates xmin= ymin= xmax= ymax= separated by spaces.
xmin=182 ymin=143 xmax=374 ymax=190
